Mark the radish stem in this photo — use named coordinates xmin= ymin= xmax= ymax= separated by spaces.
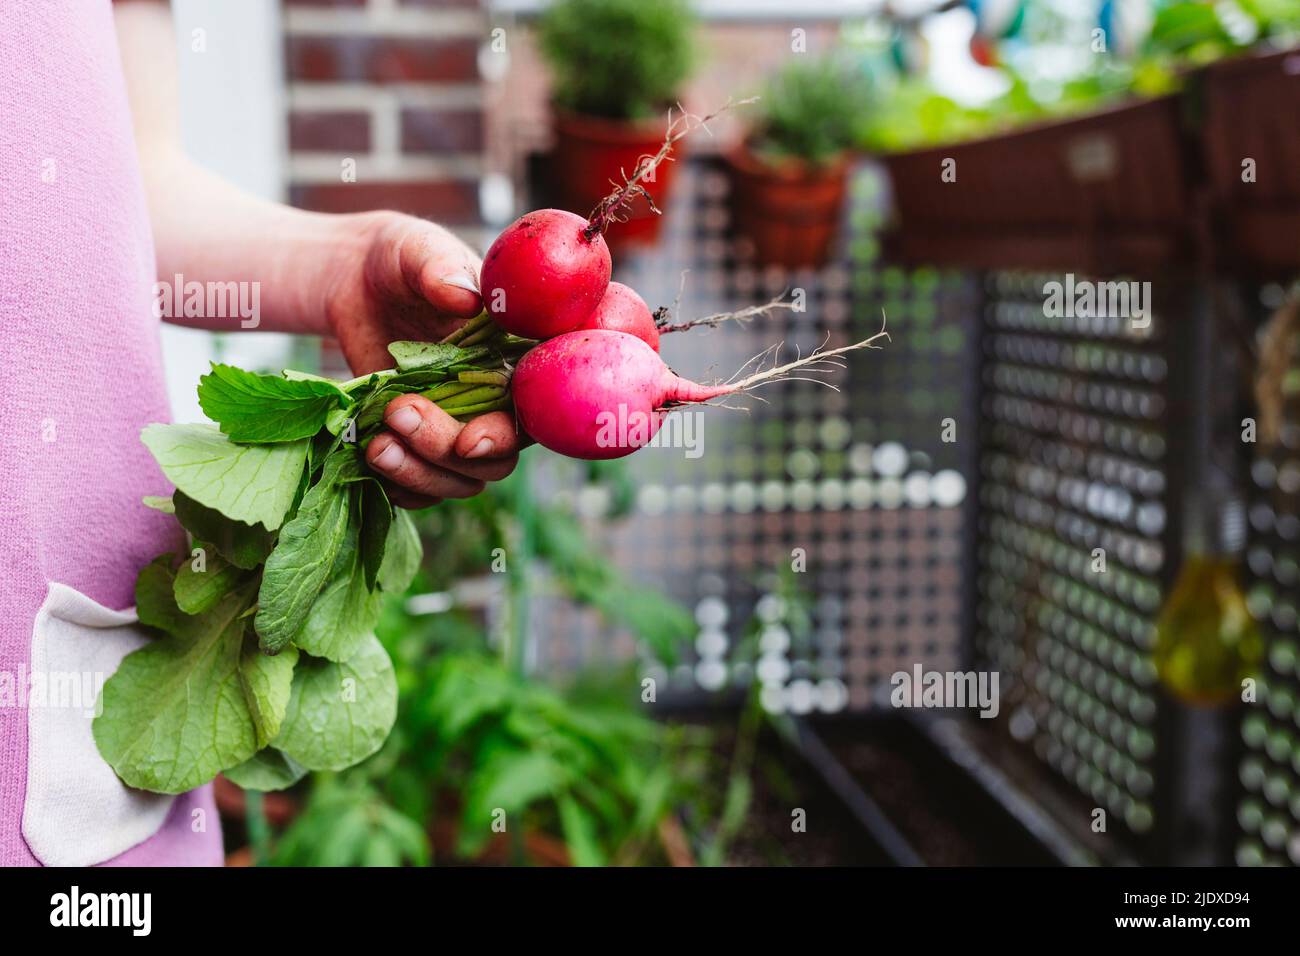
xmin=449 ymin=397 xmax=511 ymax=418
xmin=457 ymin=369 xmax=512 ymax=387
xmin=441 ymin=312 xmax=493 ymax=345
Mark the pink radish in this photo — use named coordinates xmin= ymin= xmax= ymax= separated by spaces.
xmin=574 ymin=282 xmax=660 ymax=351
xmin=479 ymin=209 xmax=611 ymax=340
xmin=512 ymin=327 xmax=887 ymax=460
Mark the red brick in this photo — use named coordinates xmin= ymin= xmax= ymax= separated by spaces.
xmin=400 ymin=108 xmax=483 ymax=154
xmin=290 ymin=181 xmax=480 ymax=224
xmin=289 ymin=111 xmax=371 ymax=152
xmin=287 ymin=35 xmax=479 ymax=84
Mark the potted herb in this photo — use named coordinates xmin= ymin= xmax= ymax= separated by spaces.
xmin=538 ymin=0 xmax=695 ymax=249
xmin=726 ymin=57 xmax=871 ymax=270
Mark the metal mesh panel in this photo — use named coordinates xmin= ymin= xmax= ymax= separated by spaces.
xmin=532 ymin=159 xmax=978 ymax=712
xmin=973 ymin=272 xmax=1174 ymax=843
xmin=1238 ymin=286 xmax=1300 ymax=867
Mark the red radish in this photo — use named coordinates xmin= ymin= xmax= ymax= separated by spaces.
xmin=478 ymin=104 xmax=752 ymax=342
xmin=479 ymin=209 xmax=611 ymax=339
xmin=574 ymin=282 xmax=660 ymax=350
xmin=512 ymin=327 xmax=887 ymax=460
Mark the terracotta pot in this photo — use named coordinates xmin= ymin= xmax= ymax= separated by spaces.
xmin=551 ymin=110 xmax=681 ymax=251
xmin=1199 ymin=46 xmax=1300 ymax=276
xmin=881 ymin=95 xmax=1195 ymax=274
xmin=725 ymin=146 xmax=850 ymax=270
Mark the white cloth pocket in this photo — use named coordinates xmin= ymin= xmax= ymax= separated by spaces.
xmin=22 ymin=582 xmax=175 ymax=866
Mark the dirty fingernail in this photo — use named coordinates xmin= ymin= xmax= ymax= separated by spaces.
xmin=373 ymin=442 xmax=405 ymax=470
xmin=442 ymin=274 xmax=480 ymax=293
xmin=386 ymin=405 xmax=422 ymax=436
xmin=464 ymin=437 xmax=494 ymax=459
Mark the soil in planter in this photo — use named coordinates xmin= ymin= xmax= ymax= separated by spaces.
xmin=813 ymin=717 xmax=1061 ymax=866
xmin=695 ymin=719 xmax=893 ymax=866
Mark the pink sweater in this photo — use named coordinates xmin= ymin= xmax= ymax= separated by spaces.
xmin=0 ymin=0 xmax=222 ymax=865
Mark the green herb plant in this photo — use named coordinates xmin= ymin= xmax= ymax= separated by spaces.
xmin=537 ymin=0 xmax=696 ymax=120
xmin=856 ymin=0 xmax=1300 ymax=154
xmin=749 ymin=56 xmax=874 ymax=166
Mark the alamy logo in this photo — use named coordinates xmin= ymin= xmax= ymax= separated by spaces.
xmin=1042 ymin=273 xmax=1150 ymax=329
xmin=890 ymin=665 xmax=1000 ymax=718
xmin=50 ymin=886 xmax=151 ymax=936
xmin=0 ymin=667 xmax=105 ymax=717
xmin=152 ymin=273 xmax=261 ymax=328
xmin=594 ymin=406 xmax=703 ymax=459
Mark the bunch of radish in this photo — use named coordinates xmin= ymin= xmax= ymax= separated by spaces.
xmin=103 ymin=104 xmax=885 ymax=796
xmin=474 ymin=105 xmax=886 ymax=461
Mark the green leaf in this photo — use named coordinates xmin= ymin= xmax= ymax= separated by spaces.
xmin=142 ymin=424 xmax=307 ymax=531
xmin=173 ymin=491 xmax=276 ymax=570
xmin=588 ymin=582 xmax=694 ymax=666
xmin=557 ymin=793 xmax=606 ymax=867
xmin=378 ymin=509 xmax=421 ymax=594
xmin=296 ymin=498 xmax=384 ymax=662
xmin=94 ymin=584 xmax=282 ymax=793
xmin=457 ymin=749 xmax=565 ymax=857
xmin=427 ymin=655 xmax=514 ymax=740
xmin=324 ymin=406 xmax=356 ymax=437
xmin=134 ymin=556 xmax=190 ymax=635
xmin=238 ymin=642 xmax=299 ymax=747
xmin=142 ymin=495 xmax=175 ymax=514
xmin=359 ymin=480 xmax=391 ymax=591
xmin=360 ymin=834 xmax=403 ymax=868
xmin=387 ymin=341 xmax=471 ymax=373
xmin=222 ymin=748 xmax=308 ymax=792
xmin=198 ymin=363 xmax=347 ymax=443
xmin=283 ymin=369 xmax=338 ymax=385
xmin=254 ymin=452 xmax=355 ymax=653
xmin=375 ymin=805 xmax=432 ymax=866
xmin=173 ymin=547 xmax=243 ymax=614
xmin=273 ymin=635 xmax=397 ymax=771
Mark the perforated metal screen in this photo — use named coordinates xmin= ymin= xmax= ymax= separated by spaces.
xmin=1239 ymin=286 xmax=1300 ymax=867
xmin=972 ymin=272 xmax=1175 ymax=844
xmin=532 ymin=159 xmax=978 ymax=713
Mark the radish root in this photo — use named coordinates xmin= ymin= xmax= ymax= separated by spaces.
xmin=726 ymin=314 xmax=889 ymax=393
xmin=656 ymin=292 xmax=799 ymax=335
xmin=584 ymin=97 xmax=758 ymax=240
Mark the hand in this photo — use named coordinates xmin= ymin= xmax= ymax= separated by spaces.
xmin=324 ymin=210 xmax=483 ymax=375
xmin=366 ymin=395 xmax=521 ymax=509
xmin=322 ymin=211 xmax=520 ymax=507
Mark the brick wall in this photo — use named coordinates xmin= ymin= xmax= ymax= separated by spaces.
xmin=283 ymin=0 xmax=486 ymax=232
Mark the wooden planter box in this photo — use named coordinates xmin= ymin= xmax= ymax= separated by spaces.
xmin=881 ymin=96 xmax=1196 ymax=275
xmin=1200 ymin=46 xmax=1300 ymax=276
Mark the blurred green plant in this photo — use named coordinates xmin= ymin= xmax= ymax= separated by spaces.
xmin=856 ymin=0 xmax=1300 ymax=153
xmin=269 ymin=774 xmax=431 ymax=867
xmin=254 ymin=456 xmax=724 ymax=866
xmin=386 ymin=651 xmax=711 ymax=865
xmin=749 ymin=56 xmax=874 ymax=165
xmin=538 ymin=0 xmax=696 ymax=120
